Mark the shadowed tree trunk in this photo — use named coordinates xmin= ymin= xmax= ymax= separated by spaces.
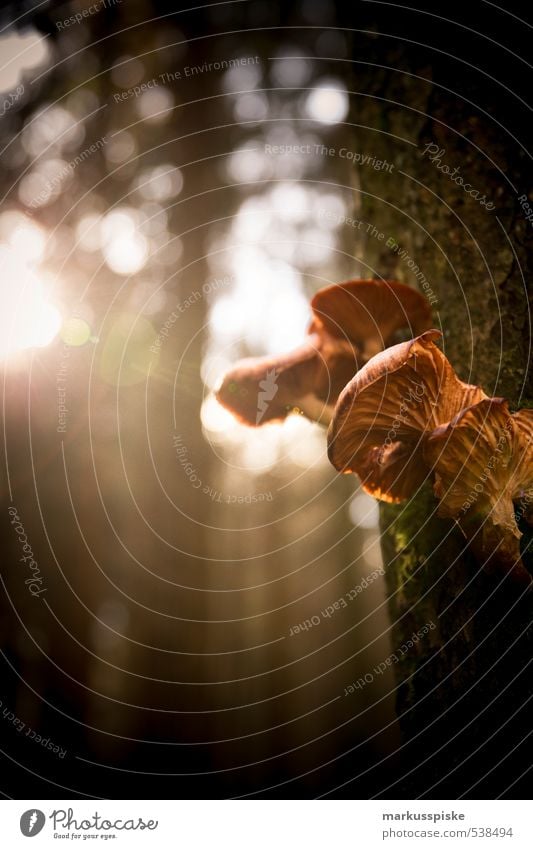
xmin=347 ymin=3 xmax=533 ymax=798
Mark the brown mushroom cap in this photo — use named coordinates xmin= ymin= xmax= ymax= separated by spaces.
xmin=513 ymin=408 xmax=533 ymax=446
xmin=311 ymin=278 xmax=432 ymax=359
xmin=216 ymin=333 xmax=357 ymax=426
xmin=327 ymin=331 xmax=487 ymax=502
xmin=216 ymin=279 xmax=432 ymax=428
xmin=425 ymin=399 xmax=528 ymax=518
xmin=513 ymin=409 xmax=533 ymax=525
xmin=424 ymin=399 xmax=533 ymax=574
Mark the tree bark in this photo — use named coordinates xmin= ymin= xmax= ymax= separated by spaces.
xmin=348 ymin=6 xmax=533 ymax=797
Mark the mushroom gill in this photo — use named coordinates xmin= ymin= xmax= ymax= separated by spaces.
xmin=216 ymin=278 xmax=432 ymax=427
xmin=424 ymin=398 xmax=533 ymax=577
xmin=327 ymin=330 xmax=488 ymax=502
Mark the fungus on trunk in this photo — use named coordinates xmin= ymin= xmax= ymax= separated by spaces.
xmin=216 ymin=279 xmax=432 ymax=426
xmin=424 ymin=398 xmax=533 ymax=581
xmin=328 ymin=333 xmax=532 ymax=582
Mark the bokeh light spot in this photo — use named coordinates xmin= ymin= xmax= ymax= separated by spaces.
xmin=60 ymin=317 xmax=92 ymax=347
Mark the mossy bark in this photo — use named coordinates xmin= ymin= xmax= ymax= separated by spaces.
xmin=349 ymin=23 xmax=533 ymax=797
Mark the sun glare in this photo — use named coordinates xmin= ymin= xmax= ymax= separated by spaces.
xmin=0 ymin=246 xmax=61 ymax=359
xmin=101 ymin=207 xmax=149 ymax=275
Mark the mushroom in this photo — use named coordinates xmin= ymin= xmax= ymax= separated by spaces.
xmin=327 ymin=330 xmax=487 ymax=501
xmin=513 ymin=409 xmax=533 ymax=527
xmin=424 ymin=398 xmax=533 ymax=579
xmin=216 ymin=279 xmax=432 ymax=426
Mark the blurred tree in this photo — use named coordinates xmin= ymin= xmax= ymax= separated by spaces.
xmin=0 ymin=0 xmax=398 ymax=799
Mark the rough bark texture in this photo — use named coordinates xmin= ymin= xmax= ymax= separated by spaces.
xmin=348 ymin=8 xmax=533 ymax=797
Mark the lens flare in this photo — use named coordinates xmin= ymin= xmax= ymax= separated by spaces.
xmin=0 ymin=246 xmax=61 ymax=359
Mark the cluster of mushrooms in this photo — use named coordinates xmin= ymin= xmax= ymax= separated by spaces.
xmin=216 ymin=279 xmax=533 ymax=584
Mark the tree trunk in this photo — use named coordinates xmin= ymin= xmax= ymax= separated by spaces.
xmin=348 ymin=5 xmax=533 ymax=797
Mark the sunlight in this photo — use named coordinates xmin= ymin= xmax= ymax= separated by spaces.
xmin=305 ymin=78 xmax=349 ymax=124
xmin=201 ymin=393 xmax=239 ymax=435
xmin=0 ymin=213 xmax=47 ymax=263
xmin=0 ymin=29 xmax=49 ymax=93
xmin=101 ymin=207 xmax=149 ymax=275
xmin=0 ymin=246 xmax=61 ymax=359
xmin=282 ymin=415 xmax=329 ymax=468
xmin=349 ymin=490 xmax=380 ymax=529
